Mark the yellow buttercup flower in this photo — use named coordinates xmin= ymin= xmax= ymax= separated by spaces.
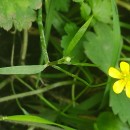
xmin=108 ymin=61 xmax=130 ymax=98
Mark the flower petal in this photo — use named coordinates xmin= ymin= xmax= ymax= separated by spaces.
xmin=125 ymin=81 xmax=130 ymax=98
xmin=120 ymin=61 xmax=129 ymax=75
xmin=113 ymin=80 xmax=125 ymax=94
xmin=108 ymin=67 xmax=122 ymax=79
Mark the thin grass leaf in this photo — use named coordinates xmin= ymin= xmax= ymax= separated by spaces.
xmin=0 ymin=115 xmax=75 ymax=130
xmin=64 ymin=16 xmax=93 ymax=56
xmin=0 ymin=65 xmax=47 ymax=75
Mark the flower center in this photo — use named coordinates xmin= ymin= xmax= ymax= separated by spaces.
xmin=123 ymin=73 xmax=130 ymax=81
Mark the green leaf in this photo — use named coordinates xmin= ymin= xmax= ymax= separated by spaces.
xmin=0 ymin=65 xmax=47 ymax=75
xmin=110 ymin=90 xmax=130 ymax=125
xmin=0 ymin=0 xmax=42 ymax=31
xmin=54 ymin=0 xmax=70 ymax=12
xmin=110 ymin=0 xmax=122 ymax=65
xmin=88 ymin=0 xmax=112 ymax=23
xmin=94 ymin=112 xmax=129 ymax=130
xmin=80 ymin=2 xmax=91 ymax=20
xmin=72 ymin=0 xmax=84 ymax=2
xmin=62 ymin=16 xmax=93 ymax=61
xmin=84 ymin=22 xmax=114 ymax=73
xmin=60 ymin=115 xmax=94 ymax=130
xmin=29 ymin=0 xmax=42 ymax=9
xmin=1 ymin=115 xmax=75 ymax=130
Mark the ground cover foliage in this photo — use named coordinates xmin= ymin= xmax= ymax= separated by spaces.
xmin=0 ymin=0 xmax=130 ymax=130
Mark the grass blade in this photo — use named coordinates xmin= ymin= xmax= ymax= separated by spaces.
xmin=64 ymin=16 xmax=93 ymax=56
xmin=0 ymin=65 xmax=47 ymax=75
xmin=1 ymin=115 xmax=76 ymax=130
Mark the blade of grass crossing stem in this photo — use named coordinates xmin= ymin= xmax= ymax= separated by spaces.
xmin=16 ymin=77 xmax=59 ymax=112
xmin=0 ymin=115 xmax=76 ymax=130
xmin=0 ymin=80 xmax=73 ymax=103
xmin=64 ymin=16 xmax=93 ymax=56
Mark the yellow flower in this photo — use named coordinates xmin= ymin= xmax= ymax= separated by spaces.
xmin=108 ymin=61 xmax=130 ymax=98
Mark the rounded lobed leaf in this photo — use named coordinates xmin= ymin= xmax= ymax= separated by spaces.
xmin=0 ymin=0 xmax=42 ymax=31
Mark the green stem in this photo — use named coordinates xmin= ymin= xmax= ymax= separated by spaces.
xmin=0 ymin=78 xmax=11 ymax=90
xmin=20 ymin=29 xmax=28 ymax=65
xmin=11 ymin=30 xmax=16 ymax=66
xmin=62 ymin=82 xmax=107 ymax=113
xmin=15 ymin=77 xmax=74 ymax=112
xmin=37 ymin=8 xmax=49 ymax=64
xmin=117 ymin=0 xmax=130 ymax=10
xmin=11 ymin=78 xmax=28 ymax=114
xmin=16 ymin=76 xmax=59 ymax=111
xmin=72 ymin=78 xmax=76 ymax=107
xmin=36 ymin=7 xmax=50 ymax=88
xmin=52 ymin=65 xmax=90 ymax=86
xmin=62 ymin=87 xmax=88 ymax=113
xmin=0 ymin=80 xmax=73 ymax=103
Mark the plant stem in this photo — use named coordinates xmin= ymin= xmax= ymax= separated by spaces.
xmin=72 ymin=78 xmax=76 ymax=107
xmin=0 ymin=81 xmax=73 ymax=103
xmin=11 ymin=78 xmax=28 ymax=114
xmin=117 ymin=0 xmax=130 ymax=10
xmin=11 ymin=31 xmax=16 ymax=66
xmin=20 ymin=29 xmax=28 ymax=65
xmin=37 ymin=8 xmax=49 ymax=64
xmin=62 ymin=87 xmax=88 ymax=113
xmin=36 ymin=7 xmax=50 ymax=88
xmin=52 ymin=65 xmax=90 ymax=86
xmin=16 ymin=76 xmax=59 ymax=111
